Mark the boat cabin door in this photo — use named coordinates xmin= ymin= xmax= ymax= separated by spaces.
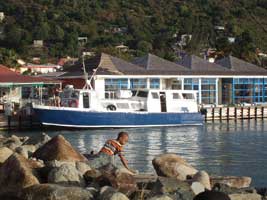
xmin=82 ymin=92 xmax=90 ymax=108
xmin=160 ymin=92 xmax=167 ymax=112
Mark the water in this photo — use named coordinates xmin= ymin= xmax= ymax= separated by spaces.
xmin=2 ymin=119 xmax=267 ymax=187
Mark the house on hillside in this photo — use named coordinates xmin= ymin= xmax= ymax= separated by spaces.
xmin=0 ymin=12 xmax=4 ymax=22
xmin=54 ymin=53 xmax=267 ymax=106
xmin=20 ymin=63 xmax=62 ymax=74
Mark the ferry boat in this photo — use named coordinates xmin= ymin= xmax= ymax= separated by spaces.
xmin=33 ymin=87 xmax=203 ymax=128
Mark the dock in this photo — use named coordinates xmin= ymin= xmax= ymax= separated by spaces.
xmin=204 ymin=106 xmax=267 ymax=121
xmin=0 ymin=113 xmax=41 ymax=131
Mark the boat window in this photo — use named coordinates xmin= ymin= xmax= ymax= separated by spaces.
xmin=151 ymin=92 xmax=159 ymax=99
xmin=173 ymin=93 xmax=180 ymax=99
xmin=137 ymin=91 xmax=148 ymax=98
xmin=182 ymin=93 xmax=194 ymax=99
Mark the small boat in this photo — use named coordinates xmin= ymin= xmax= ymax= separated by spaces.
xmin=33 ymin=87 xmax=203 ymax=128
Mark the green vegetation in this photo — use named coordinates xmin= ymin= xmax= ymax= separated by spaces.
xmin=0 ymin=0 xmax=267 ymax=66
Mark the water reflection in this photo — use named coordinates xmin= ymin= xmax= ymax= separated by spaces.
xmin=3 ymin=119 xmax=267 ymax=187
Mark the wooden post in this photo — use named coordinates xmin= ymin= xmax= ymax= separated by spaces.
xmin=212 ymin=107 xmax=215 ymax=121
xmin=247 ymin=107 xmax=250 ymax=120
xmin=219 ymin=107 xmax=222 ymax=121
xmin=8 ymin=115 xmax=11 ymax=132
xmin=262 ymin=107 xmax=264 ymax=119
xmin=30 ymin=115 xmax=33 ymax=128
xmin=255 ymin=107 xmax=257 ymax=120
xmin=227 ymin=107 xmax=230 ymax=121
xmin=234 ymin=107 xmax=237 ymax=120
xmin=18 ymin=115 xmax=22 ymax=130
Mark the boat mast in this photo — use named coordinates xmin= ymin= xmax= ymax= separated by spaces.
xmin=82 ymin=53 xmax=91 ymax=90
xmin=82 ymin=52 xmax=99 ymax=90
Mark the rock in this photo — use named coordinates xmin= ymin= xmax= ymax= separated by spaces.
xmin=48 ymin=163 xmax=85 ymax=187
xmin=46 ymin=160 xmax=76 ymax=168
xmin=0 ymin=147 xmax=13 ymax=163
xmin=76 ymin=161 xmax=92 ymax=174
xmin=213 ymin=183 xmax=257 ymax=195
xmin=96 ymin=168 xmax=137 ymax=196
xmin=25 ymin=132 xmax=51 ymax=148
xmin=147 ymin=195 xmax=173 ymax=200
xmin=152 ymin=153 xmax=198 ymax=180
xmin=191 ymin=182 xmax=205 ymax=195
xmin=229 ymin=193 xmax=262 ymax=200
xmin=32 ymin=135 xmax=87 ymax=162
xmin=194 ymin=191 xmax=231 ymax=200
xmin=22 ymin=184 xmax=94 ymax=200
xmin=100 ymin=186 xmax=129 ymax=200
xmin=97 ymin=164 xmax=137 ymax=195
xmin=0 ymin=153 xmax=41 ymax=195
xmin=84 ymin=169 xmax=103 ymax=183
xmin=192 ymin=171 xmax=211 ymax=190
xmin=150 ymin=177 xmax=195 ymax=200
xmin=15 ymin=145 xmax=36 ymax=159
xmin=211 ymin=176 xmax=252 ymax=189
xmin=2 ymin=135 xmax=23 ymax=150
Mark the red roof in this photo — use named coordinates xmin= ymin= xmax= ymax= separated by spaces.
xmin=0 ymin=65 xmax=60 ymax=84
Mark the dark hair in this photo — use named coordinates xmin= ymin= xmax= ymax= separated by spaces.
xmin=117 ymin=131 xmax=128 ymax=139
xmin=194 ymin=191 xmax=230 ymax=200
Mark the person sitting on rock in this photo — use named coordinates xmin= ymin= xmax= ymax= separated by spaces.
xmin=88 ymin=132 xmax=136 ymax=174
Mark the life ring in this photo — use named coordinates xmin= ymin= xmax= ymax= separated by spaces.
xmin=69 ymin=100 xmax=78 ymax=108
xmin=107 ymin=104 xmax=116 ymax=111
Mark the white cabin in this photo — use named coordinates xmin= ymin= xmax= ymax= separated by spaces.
xmin=57 ymin=87 xmax=198 ymax=113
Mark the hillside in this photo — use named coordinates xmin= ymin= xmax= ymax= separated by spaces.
xmin=0 ymin=0 xmax=267 ymax=66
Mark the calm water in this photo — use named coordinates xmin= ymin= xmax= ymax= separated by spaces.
xmin=2 ymin=120 xmax=267 ymax=187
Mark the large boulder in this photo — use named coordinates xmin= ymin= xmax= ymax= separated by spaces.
xmin=152 ymin=154 xmax=198 ymax=180
xmin=150 ymin=177 xmax=195 ymax=200
xmin=99 ymin=186 xmax=129 ymax=200
xmin=97 ymin=164 xmax=137 ymax=195
xmin=229 ymin=193 xmax=262 ymax=200
xmin=32 ymin=135 xmax=87 ymax=162
xmin=192 ymin=171 xmax=211 ymax=190
xmin=211 ymin=176 xmax=252 ymax=189
xmin=0 ymin=147 xmax=13 ymax=163
xmin=22 ymin=184 xmax=94 ymax=200
xmin=48 ymin=163 xmax=86 ymax=187
xmin=0 ymin=153 xmax=41 ymax=195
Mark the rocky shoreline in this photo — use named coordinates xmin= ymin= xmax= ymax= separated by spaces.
xmin=0 ymin=133 xmax=265 ymax=200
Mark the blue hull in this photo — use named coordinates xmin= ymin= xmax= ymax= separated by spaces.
xmin=34 ymin=108 xmax=204 ymax=128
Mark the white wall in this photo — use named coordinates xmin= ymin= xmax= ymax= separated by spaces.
xmin=94 ymin=77 xmax=105 ymax=99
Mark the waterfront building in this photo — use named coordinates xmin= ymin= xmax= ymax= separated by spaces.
xmin=57 ymin=53 xmax=267 ymax=106
xmin=0 ymin=65 xmax=60 ymax=108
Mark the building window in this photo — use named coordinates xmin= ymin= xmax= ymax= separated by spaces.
xmin=233 ymin=78 xmax=267 ymax=104
xmin=105 ymin=79 xmax=128 ymax=91
xmin=150 ymin=78 xmax=160 ymax=89
xmin=233 ymin=78 xmax=254 ymax=104
xmin=171 ymin=79 xmax=182 ymax=90
xmin=184 ymin=78 xmax=199 ymax=90
xmin=201 ymin=78 xmax=216 ymax=104
xmin=130 ymin=79 xmax=147 ymax=89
